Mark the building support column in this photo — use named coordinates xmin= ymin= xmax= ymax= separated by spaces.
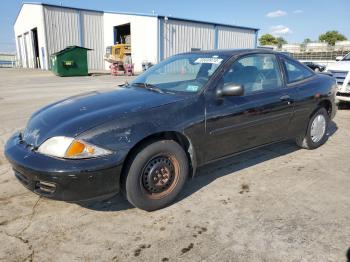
xmin=214 ymin=25 xmax=218 ymax=49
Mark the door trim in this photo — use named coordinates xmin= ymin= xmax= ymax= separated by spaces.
xmin=209 ymin=111 xmax=292 ymax=135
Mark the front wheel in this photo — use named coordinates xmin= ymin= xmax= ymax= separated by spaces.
xmin=122 ymin=140 xmax=189 ymax=211
xmin=295 ymin=107 xmax=329 ymax=149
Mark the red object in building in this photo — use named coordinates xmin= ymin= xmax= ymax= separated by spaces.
xmin=109 ymin=63 xmax=134 ymax=76
xmin=124 ymin=63 xmax=134 ymax=76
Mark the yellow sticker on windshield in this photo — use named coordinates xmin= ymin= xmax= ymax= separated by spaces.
xmin=194 ymin=58 xmax=223 ymax=64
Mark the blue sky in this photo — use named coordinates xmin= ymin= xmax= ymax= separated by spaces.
xmin=1 ymin=0 xmax=349 ymax=53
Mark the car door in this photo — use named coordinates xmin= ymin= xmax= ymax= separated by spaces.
xmin=203 ymin=53 xmax=296 ymax=162
xmin=279 ymin=56 xmax=318 ymax=137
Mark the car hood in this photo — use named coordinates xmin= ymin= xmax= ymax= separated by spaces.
xmin=327 ymin=61 xmax=350 ymax=71
xmin=23 ymin=87 xmax=186 ymax=147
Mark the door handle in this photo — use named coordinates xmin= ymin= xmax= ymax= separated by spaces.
xmin=280 ymin=95 xmax=292 ymax=105
xmin=280 ymin=95 xmax=290 ymax=101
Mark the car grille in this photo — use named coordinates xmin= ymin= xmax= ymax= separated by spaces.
xmin=15 ymin=170 xmax=30 ymax=186
xmin=329 ymin=70 xmax=349 ymax=86
xmin=14 ymin=169 xmax=56 ymax=196
xmin=35 ymin=181 xmax=56 ymax=195
xmin=336 ymin=92 xmax=350 ymax=97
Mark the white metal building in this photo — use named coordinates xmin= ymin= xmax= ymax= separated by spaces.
xmin=14 ymin=3 xmax=259 ymax=72
xmin=305 ymin=42 xmax=329 ymax=52
xmin=334 ymin=41 xmax=350 ymax=51
xmin=281 ymin=44 xmax=301 ymax=53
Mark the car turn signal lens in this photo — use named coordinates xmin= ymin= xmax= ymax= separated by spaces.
xmin=65 ymin=140 xmax=86 ymax=157
xmin=64 ymin=139 xmax=112 ymax=159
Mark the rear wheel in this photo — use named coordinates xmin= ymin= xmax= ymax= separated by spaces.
xmin=295 ymin=108 xmax=329 ymax=149
xmin=122 ymin=140 xmax=189 ymax=211
xmin=314 ymin=67 xmax=320 ymax=72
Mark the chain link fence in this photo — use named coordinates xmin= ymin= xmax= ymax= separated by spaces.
xmin=290 ymin=50 xmax=349 ymax=61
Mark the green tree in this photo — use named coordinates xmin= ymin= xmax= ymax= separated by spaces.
xmin=301 ymin=38 xmax=312 ymax=51
xmin=276 ymin=37 xmax=287 ymax=48
xmin=319 ymin=31 xmax=347 ymax=46
xmin=303 ymin=38 xmax=312 ymax=44
xmin=259 ymin=34 xmax=278 ymax=46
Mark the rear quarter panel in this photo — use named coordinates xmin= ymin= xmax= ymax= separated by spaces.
xmin=287 ymin=74 xmax=337 ymax=137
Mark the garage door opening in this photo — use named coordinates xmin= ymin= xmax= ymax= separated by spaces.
xmin=113 ymin=23 xmax=131 ymax=44
xmin=31 ymin=28 xmax=40 ymax=68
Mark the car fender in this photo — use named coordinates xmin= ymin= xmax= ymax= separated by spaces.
xmin=77 ymin=98 xmax=204 ymax=175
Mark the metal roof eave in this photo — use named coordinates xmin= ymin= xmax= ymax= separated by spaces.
xmin=158 ymin=16 xmax=259 ymax=32
xmin=16 ymin=2 xmax=259 ymax=32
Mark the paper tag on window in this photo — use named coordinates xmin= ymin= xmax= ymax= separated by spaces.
xmin=187 ymin=85 xmax=199 ymax=92
xmin=194 ymin=58 xmax=223 ymax=64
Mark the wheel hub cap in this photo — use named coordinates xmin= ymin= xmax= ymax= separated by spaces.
xmin=142 ymin=156 xmax=175 ymax=194
xmin=310 ymin=114 xmax=326 ymax=143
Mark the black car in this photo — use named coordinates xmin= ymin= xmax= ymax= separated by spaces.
xmin=303 ymin=61 xmax=326 ymax=72
xmin=5 ymin=49 xmax=337 ymax=211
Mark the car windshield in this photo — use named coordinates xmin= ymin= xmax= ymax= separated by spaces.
xmin=131 ymin=53 xmax=229 ymax=93
xmin=342 ymin=53 xmax=350 ymax=61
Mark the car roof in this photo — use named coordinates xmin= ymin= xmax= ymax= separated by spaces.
xmin=182 ymin=48 xmax=279 ymax=57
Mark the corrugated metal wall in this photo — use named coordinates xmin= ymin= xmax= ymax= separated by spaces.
xmin=217 ymin=26 xmax=256 ymax=49
xmin=163 ymin=19 xmax=215 ymax=59
xmin=41 ymin=6 xmax=256 ymax=70
xmin=43 ymin=6 xmax=80 ymax=56
xmin=162 ymin=19 xmax=256 ymax=59
xmin=80 ymin=11 xmax=104 ymax=70
xmin=43 ymin=6 xmax=105 ymax=70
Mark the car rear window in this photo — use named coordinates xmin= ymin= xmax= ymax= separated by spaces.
xmin=283 ymin=58 xmax=314 ymax=83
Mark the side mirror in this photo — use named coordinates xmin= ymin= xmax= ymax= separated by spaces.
xmin=217 ymin=84 xmax=244 ymax=97
xmin=335 ymin=56 xmax=343 ymax=61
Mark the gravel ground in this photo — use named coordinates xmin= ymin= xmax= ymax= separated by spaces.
xmin=0 ymin=69 xmax=349 ymax=262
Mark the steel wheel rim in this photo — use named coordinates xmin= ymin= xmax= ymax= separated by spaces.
xmin=141 ymin=154 xmax=180 ymax=199
xmin=310 ymin=114 xmax=326 ymax=143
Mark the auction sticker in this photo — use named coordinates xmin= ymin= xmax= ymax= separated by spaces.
xmin=195 ymin=57 xmax=223 ymax=64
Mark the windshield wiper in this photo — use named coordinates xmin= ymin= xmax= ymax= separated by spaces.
xmin=118 ymin=80 xmax=130 ymax=88
xmin=132 ymin=82 xmax=165 ymax=94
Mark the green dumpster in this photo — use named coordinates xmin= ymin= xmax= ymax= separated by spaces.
xmin=50 ymin=46 xmax=92 ymax=77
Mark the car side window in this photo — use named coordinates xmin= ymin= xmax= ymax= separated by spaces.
xmin=221 ymin=54 xmax=283 ymax=95
xmin=283 ymin=59 xmax=314 ymax=83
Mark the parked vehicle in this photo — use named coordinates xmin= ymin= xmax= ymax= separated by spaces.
xmin=5 ymin=49 xmax=337 ymax=211
xmin=303 ymin=61 xmax=326 ymax=72
xmin=325 ymin=52 xmax=350 ymax=103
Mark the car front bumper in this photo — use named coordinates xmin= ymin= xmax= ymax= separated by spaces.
xmin=4 ymin=133 xmax=123 ymax=201
xmin=336 ymin=92 xmax=350 ymax=103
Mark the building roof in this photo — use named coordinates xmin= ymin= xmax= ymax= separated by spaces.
xmin=15 ymin=2 xmax=259 ymax=32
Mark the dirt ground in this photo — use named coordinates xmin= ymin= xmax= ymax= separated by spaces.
xmin=0 ymin=69 xmax=349 ymax=262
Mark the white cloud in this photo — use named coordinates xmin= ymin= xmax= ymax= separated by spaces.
xmin=293 ymin=10 xmax=303 ymax=14
xmin=266 ymin=10 xmax=287 ymax=18
xmin=270 ymin=25 xmax=293 ymax=35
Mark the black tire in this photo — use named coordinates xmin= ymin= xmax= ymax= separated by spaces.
xmin=295 ymin=107 xmax=329 ymax=149
xmin=122 ymin=140 xmax=189 ymax=211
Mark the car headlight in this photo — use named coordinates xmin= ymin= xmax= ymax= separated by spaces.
xmin=37 ymin=136 xmax=112 ymax=159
